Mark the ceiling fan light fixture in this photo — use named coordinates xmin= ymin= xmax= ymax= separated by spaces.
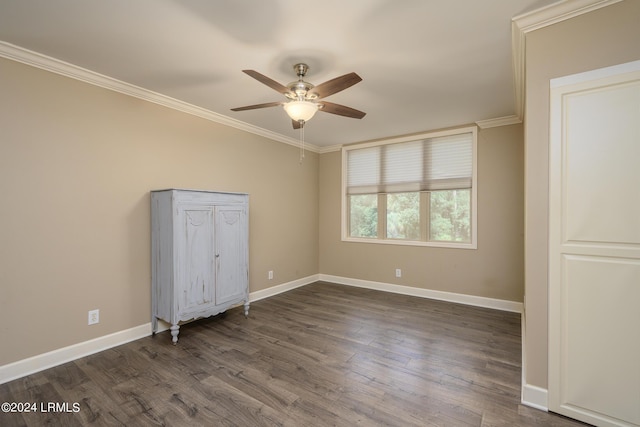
xmin=283 ymin=100 xmax=318 ymax=122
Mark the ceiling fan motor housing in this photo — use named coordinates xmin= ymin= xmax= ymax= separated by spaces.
xmin=286 ymin=63 xmax=316 ymax=100
xmin=287 ymin=80 xmax=316 ymax=100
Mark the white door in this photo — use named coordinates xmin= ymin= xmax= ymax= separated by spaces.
xmin=549 ymin=61 xmax=640 ymax=426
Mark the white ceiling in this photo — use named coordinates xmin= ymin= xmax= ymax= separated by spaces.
xmin=0 ymin=0 xmax=561 ymax=148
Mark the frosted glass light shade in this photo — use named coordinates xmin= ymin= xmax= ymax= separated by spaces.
xmin=283 ymin=100 xmax=318 ymax=122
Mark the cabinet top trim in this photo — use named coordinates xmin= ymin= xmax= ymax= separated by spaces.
xmin=151 ymin=189 xmax=249 ymax=196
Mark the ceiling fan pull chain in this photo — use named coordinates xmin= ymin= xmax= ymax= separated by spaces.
xmin=299 ymin=121 xmax=305 ymax=163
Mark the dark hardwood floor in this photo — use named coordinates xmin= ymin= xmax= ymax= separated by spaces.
xmin=1 ymin=281 xmax=589 ymax=426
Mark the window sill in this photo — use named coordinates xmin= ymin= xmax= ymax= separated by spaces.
xmin=342 ymin=236 xmax=477 ymax=250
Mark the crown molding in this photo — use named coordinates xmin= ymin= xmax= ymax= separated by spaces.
xmin=511 ymin=0 xmax=623 ymax=120
xmin=476 ymin=115 xmax=522 ymax=129
xmin=0 ymin=41 xmax=321 ymax=154
xmin=513 ymin=0 xmax=622 ymax=33
xmin=318 ymin=144 xmax=343 ymax=154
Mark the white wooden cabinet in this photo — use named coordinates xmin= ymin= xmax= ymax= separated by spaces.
xmin=151 ymin=189 xmax=249 ymax=344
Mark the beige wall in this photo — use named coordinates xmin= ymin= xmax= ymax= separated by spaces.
xmin=523 ymin=0 xmax=640 ymax=389
xmin=319 ymin=124 xmax=525 ymax=302
xmin=0 ymin=57 xmax=319 ymax=365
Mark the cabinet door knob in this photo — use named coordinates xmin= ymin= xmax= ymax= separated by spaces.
xmin=215 ymin=254 xmax=220 ymax=258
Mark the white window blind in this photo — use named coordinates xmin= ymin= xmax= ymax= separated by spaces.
xmin=424 ymin=133 xmax=473 ymax=190
xmin=346 ymin=146 xmax=380 ymax=194
xmin=347 ymin=132 xmax=473 ymax=194
xmin=383 ymin=140 xmax=423 ymax=192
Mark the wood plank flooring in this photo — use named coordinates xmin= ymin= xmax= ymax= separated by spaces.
xmin=0 ymin=282 xmax=589 ymax=426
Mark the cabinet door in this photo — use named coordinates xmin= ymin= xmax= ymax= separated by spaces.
xmin=215 ymin=205 xmax=247 ymax=305
xmin=181 ymin=206 xmax=215 ymax=311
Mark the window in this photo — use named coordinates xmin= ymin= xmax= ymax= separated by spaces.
xmin=342 ymin=127 xmax=477 ymax=248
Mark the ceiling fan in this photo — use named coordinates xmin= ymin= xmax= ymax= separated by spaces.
xmin=231 ymin=63 xmax=366 ymax=129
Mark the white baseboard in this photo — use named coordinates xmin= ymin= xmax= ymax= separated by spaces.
xmin=522 ymin=384 xmax=549 ymax=411
xmin=519 ymin=303 xmax=548 ymax=412
xmin=249 ymin=274 xmax=319 ymax=302
xmin=319 ymin=274 xmax=523 ymax=313
xmin=1 ymin=273 xmax=521 ymax=385
xmin=0 ymin=323 xmax=152 ymax=385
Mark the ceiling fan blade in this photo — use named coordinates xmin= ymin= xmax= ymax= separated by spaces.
xmin=292 ymin=119 xmax=302 ymax=129
xmin=319 ymin=101 xmax=366 ymax=119
xmin=231 ymin=101 xmax=283 ymax=112
xmin=242 ymin=70 xmax=291 ymax=95
xmin=309 ymin=72 xmax=362 ymax=99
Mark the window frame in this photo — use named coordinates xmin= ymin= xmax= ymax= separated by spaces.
xmin=341 ymin=126 xmax=478 ymax=249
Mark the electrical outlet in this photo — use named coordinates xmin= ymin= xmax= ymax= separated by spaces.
xmin=88 ymin=309 xmax=99 ymax=325
xmin=268 ymin=270 xmax=273 ymax=280
xmin=395 ymin=269 xmax=402 ymax=278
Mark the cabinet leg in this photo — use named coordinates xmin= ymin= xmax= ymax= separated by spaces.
xmin=151 ymin=316 xmax=158 ymax=335
xmin=244 ymin=301 xmax=250 ymax=318
xmin=170 ymin=324 xmax=180 ymax=345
